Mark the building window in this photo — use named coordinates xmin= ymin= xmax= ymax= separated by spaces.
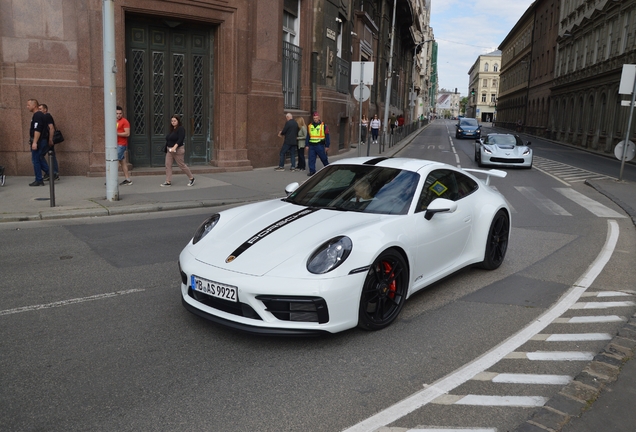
xmin=481 ymin=93 xmax=487 ymax=103
xmin=491 ymin=94 xmax=496 ymax=102
xmin=484 ymin=63 xmax=489 ymax=71
xmin=493 ymin=64 xmax=499 ymax=72
xmin=283 ymin=0 xmax=299 ymax=44
xmin=482 ymin=78 xmax=488 ymax=87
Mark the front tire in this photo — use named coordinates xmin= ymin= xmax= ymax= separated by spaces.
xmin=358 ymin=250 xmax=408 ymax=331
xmin=477 ymin=210 xmax=509 ymax=270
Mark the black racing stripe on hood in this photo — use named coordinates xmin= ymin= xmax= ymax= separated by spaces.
xmin=226 ymin=208 xmax=319 ymax=262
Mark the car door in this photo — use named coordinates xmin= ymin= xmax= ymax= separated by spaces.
xmin=410 ymin=169 xmax=476 ymax=290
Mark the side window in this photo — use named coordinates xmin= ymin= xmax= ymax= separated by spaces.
xmin=454 ymin=172 xmax=479 ymax=199
xmin=416 ymin=170 xmax=459 ymax=212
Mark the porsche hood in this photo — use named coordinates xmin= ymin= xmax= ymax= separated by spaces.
xmin=190 ymin=200 xmax=382 ymax=276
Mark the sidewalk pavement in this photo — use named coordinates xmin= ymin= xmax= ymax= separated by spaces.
xmin=2 ymin=124 xmax=635 ymax=432
xmin=0 ymin=133 xmax=415 ymax=223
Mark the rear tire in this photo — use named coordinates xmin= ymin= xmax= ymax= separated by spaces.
xmin=358 ymin=250 xmax=408 ymax=331
xmin=477 ymin=210 xmax=509 ymax=270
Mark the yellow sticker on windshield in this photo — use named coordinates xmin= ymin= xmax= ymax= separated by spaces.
xmin=429 ymin=181 xmax=448 ymax=196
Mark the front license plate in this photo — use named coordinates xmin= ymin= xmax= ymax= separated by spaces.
xmin=191 ymin=275 xmax=238 ymax=302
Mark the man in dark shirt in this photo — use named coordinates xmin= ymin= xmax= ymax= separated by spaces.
xmin=276 ymin=113 xmax=299 ymax=171
xmin=27 ymin=98 xmax=49 ymax=186
xmin=39 ymin=104 xmax=59 ymax=181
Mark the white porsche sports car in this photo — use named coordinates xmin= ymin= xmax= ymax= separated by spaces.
xmin=475 ymin=133 xmax=533 ymax=168
xmin=179 ymin=157 xmax=511 ymax=335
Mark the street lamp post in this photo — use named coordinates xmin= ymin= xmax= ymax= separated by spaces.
xmin=409 ymin=39 xmax=434 ymax=123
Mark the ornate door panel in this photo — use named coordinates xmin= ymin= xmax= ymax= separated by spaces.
xmin=126 ymin=20 xmax=212 ymax=167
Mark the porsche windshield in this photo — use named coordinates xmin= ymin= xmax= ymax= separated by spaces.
xmin=286 ymin=165 xmax=420 ymax=215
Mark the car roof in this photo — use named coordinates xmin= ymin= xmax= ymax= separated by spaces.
xmin=331 ymin=157 xmax=452 ymax=173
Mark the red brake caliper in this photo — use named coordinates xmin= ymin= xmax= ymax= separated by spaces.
xmin=382 ymin=261 xmax=396 ymax=299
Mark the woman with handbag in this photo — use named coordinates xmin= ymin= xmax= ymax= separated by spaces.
xmin=161 ymin=115 xmax=195 ymax=187
xmin=296 ymin=116 xmax=307 ymax=171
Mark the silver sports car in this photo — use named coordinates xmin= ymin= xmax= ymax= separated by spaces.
xmin=475 ymin=133 xmax=532 ymax=168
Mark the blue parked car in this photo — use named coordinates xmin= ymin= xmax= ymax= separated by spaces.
xmin=456 ymin=118 xmax=481 ymax=139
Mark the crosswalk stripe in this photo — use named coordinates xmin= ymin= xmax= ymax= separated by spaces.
xmin=407 ymin=428 xmax=497 ymax=432
xmin=570 ymin=301 xmax=636 ymax=309
xmin=506 ymin=351 xmax=595 ymax=361
xmin=554 ymin=188 xmax=626 ymax=217
xmin=554 ymin=315 xmax=626 ymax=323
xmin=582 ymin=291 xmax=634 ymax=297
xmin=532 ymin=333 xmax=613 ymax=341
xmin=433 ymin=394 xmax=549 ymax=407
xmin=515 ymin=186 xmax=572 ymax=215
xmin=472 ymin=372 xmax=572 ymax=385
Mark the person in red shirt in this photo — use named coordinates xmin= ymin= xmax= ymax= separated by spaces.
xmin=116 ymin=106 xmax=132 ymax=185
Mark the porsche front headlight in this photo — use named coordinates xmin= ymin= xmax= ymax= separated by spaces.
xmin=307 ymin=236 xmax=352 ymax=274
xmin=523 ymin=149 xmax=531 ymax=155
xmin=192 ymin=214 xmax=220 ymax=244
xmin=483 ymin=147 xmax=492 ymax=154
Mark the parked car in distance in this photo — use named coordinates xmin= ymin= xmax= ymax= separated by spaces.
xmin=456 ymin=117 xmax=481 ymax=139
xmin=475 ymin=133 xmax=533 ymax=168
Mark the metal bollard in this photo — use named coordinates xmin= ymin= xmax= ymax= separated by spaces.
xmin=48 ymin=150 xmax=55 ymax=207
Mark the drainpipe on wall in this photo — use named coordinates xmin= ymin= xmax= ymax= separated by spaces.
xmin=311 ymin=51 xmax=318 ymax=114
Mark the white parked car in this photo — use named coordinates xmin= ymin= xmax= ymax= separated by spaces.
xmin=475 ymin=133 xmax=533 ymax=168
xmin=179 ymin=157 xmax=511 ymax=335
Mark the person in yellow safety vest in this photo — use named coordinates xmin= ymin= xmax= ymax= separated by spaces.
xmin=305 ymin=111 xmax=330 ymax=176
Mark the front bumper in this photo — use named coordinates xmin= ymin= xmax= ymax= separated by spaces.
xmin=480 ymin=151 xmax=532 ymax=167
xmin=179 ymin=257 xmax=365 ymax=335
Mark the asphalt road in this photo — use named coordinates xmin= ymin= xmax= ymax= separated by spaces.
xmin=1 ymin=120 xmax=635 ymax=432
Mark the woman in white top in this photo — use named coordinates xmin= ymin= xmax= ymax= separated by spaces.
xmin=369 ymin=114 xmax=381 ymax=144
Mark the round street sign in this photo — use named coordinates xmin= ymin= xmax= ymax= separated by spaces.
xmin=353 ymin=84 xmax=370 ymax=102
xmin=614 ymin=140 xmax=636 ymax=162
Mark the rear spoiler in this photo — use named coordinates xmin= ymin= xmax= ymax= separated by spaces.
xmin=463 ymin=168 xmax=507 ymax=185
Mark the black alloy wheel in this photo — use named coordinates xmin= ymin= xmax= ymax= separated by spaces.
xmin=358 ymin=250 xmax=408 ymax=330
xmin=477 ymin=209 xmax=509 ymax=270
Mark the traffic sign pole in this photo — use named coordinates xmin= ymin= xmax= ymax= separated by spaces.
xmin=619 ymin=72 xmax=636 ymax=181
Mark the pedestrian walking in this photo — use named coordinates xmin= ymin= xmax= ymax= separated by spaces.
xmin=26 ymin=98 xmax=49 ymax=186
xmin=296 ymin=116 xmax=307 ymax=171
xmin=116 ymin=106 xmax=133 ymax=185
xmin=39 ymin=104 xmax=59 ymax=181
xmin=305 ymin=111 xmax=330 ymax=176
xmin=369 ymin=114 xmax=381 ymax=144
xmin=276 ymin=113 xmax=299 ymax=171
xmin=161 ymin=115 xmax=195 ymax=187
xmin=389 ymin=113 xmax=396 ymax=134
xmin=360 ymin=114 xmax=368 ymax=145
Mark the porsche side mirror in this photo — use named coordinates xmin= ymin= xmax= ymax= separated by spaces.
xmin=285 ymin=182 xmax=299 ymax=196
xmin=424 ymin=198 xmax=458 ymax=220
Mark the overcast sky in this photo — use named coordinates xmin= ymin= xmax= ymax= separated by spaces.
xmin=430 ymin=0 xmax=535 ymax=96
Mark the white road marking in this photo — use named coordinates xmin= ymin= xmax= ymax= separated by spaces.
xmin=515 ymin=186 xmax=572 ymax=215
xmin=434 ymin=395 xmax=548 ymax=407
xmin=472 ymin=372 xmax=572 ymax=385
xmin=540 ymin=333 xmax=612 ymax=341
xmin=590 ymin=291 xmax=634 ymax=297
xmin=0 ymin=289 xmax=145 ymax=316
xmin=506 ymin=351 xmax=596 ymax=361
xmin=554 ymin=188 xmax=626 ymax=218
xmin=570 ymin=301 xmax=636 ymax=309
xmin=554 ymin=315 xmax=625 ymax=323
xmin=406 ymin=428 xmax=497 ymax=432
xmin=532 ymin=165 xmax=571 ymax=186
xmin=342 ymin=219 xmax=619 ymax=432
